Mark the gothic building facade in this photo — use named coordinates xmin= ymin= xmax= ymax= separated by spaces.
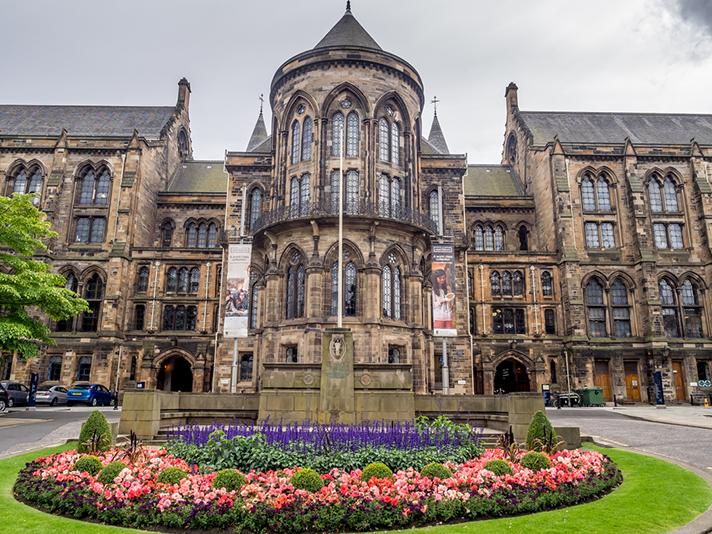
xmin=2 ymin=5 xmax=711 ymax=404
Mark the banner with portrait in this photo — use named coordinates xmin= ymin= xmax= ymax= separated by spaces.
xmin=223 ymin=244 xmax=252 ymax=338
xmin=431 ymin=242 xmax=457 ymax=337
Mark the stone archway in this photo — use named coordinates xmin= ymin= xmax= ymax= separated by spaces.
xmin=494 ymin=358 xmax=531 ymax=393
xmin=156 ymin=354 xmax=193 ymax=392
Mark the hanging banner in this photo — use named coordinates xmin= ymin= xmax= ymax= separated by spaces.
xmin=223 ymin=244 xmax=252 ymax=338
xmin=431 ymin=242 xmax=457 ymax=337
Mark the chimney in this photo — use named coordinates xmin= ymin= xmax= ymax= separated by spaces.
xmin=505 ymin=82 xmax=518 ymax=113
xmin=177 ymin=78 xmax=191 ymax=111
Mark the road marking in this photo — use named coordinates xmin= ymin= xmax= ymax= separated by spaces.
xmin=592 ymin=436 xmax=630 ymax=447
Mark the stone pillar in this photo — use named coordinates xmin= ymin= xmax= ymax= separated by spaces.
xmin=319 ymin=328 xmax=355 ymax=423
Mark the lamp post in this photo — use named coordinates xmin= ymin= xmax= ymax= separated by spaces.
xmin=337 ymin=124 xmax=344 ymax=328
xmin=113 ymin=345 xmax=123 ymax=410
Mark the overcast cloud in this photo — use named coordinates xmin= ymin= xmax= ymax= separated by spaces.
xmin=2 ymin=0 xmax=712 ymax=163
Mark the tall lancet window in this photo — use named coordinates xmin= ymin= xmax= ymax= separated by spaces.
xmin=331 ymin=112 xmax=344 ymax=157
xmin=391 ymin=122 xmax=400 ymax=165
xmin=291 ymin=120 xmax=301 ymax=164
xmin=346 ymin=112 xmax=359 ymax=157
xmin=301 ymin=116 xmax=313 ymax=161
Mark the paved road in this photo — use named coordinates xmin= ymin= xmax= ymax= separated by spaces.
xmin=547 ymin=407 xmax=712 ymax=470
xmin=0 ymin=406 xmax=121 ymax=458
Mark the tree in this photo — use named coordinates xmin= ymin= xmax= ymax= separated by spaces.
xmin=0 ymin=194 xmax=88 ymax=360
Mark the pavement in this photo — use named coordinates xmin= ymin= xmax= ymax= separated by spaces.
xmin=0 ymin=406 xmax=121 ymax=459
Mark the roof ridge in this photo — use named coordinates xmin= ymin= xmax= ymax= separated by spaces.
xmin=520 ymin=109 xmax=712 ymax=118
xmin=0 ymin=103 xmax=175 ymax=110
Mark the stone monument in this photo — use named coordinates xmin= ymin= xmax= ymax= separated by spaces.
xmin=319 ymin=328 xmax=355 ymax=423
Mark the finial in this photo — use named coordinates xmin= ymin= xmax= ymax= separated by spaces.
xmin=346 ymin=0 xmax=351 ymax=13
xmin=431 ymin=96 xmax=440 ymax=116
xmin=259 ymin=93 xmax=264 ymax=114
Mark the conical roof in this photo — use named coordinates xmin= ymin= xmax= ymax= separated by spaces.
xmin=427 ymin=113 xmax=450 ymax=154
xmin=246 ymin=110 xmax=268 ymax=152
xmin=314 ymin=3 xmax=381 ymax=50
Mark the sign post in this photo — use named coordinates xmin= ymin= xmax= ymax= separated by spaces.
xmin=223 ymin=242 xmax=253 ymax=393
xmin=27 ymin=372 xmax=38 ymax=411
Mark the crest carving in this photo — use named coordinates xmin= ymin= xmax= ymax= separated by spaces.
xmin=329 ymin=334 xmax=344 ymax=362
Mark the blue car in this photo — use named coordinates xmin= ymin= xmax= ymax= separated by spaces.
xmin=66 ymin=383 xmax=113 ymax=406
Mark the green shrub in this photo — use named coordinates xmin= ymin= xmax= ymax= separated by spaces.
xmin=77 ymin=411 xmax=112 ymax=453
xmin=73 ymin=455 xmax=103 ymax=476
xmin=361 ymin=462 xmax=394 ymax=481
xmin=97 ymin=461 xmax=126 ymax=484
xmin=526 ymin=410 xmax=557 ymax=452
xmin=290 ymin=468 xmax=324 ymax=492
xmin=420 ymin=462 xmax=452 ymax=480
xmin=484 ymin=459 xmax=513 ymax=476
xmin=520 ymin=451 xmax=551 ymax=471
xmin=212 ymin=469 xmax=247 ymax=491
xmin=157 ymin=467 xmax=189 ymax=485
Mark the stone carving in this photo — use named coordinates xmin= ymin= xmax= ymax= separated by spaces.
xmin=329 ymin=334 xmax=344 ymax=362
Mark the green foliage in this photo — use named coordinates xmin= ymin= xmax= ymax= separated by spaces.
xmin=415 ymin=415 xmax=474 ymax=438
xmin=97 ymin=461 xmax=126 ymax=484
xmin=361 ymin=462 xmax=394 ymax=481
xmin=211 ymin=469 xmax=246 ymax=491
xmin=420 ymin=462 xmax=453 ymax=480
xmin=166 ymin=430 xmax=483 ymax=474
xmin=484 ymin=459 xmax=513 ymax=476
xmin=290 ymin=467 xmax=324 ymax=492
xmin=526 ymin=410 xmax=559 ymax=452
xmin=0 ymin=194 xmax=89 ymax=359
xmin=73 ymin=455 xmax=103 ymax=476
xmin=77 ymin=411 xmax=112 ymax=453
xmin=156 ymin=467 xmax=189 ymax=485
xmin=520 ymin=451 xmax=551 ymax=471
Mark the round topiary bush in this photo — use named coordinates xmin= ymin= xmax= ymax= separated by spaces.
xmin=97 ymin=461 xmax=126 ymax=484
xmin=290 ymin=468 xmax=324 ymax=492
xmin=526 ymin=410 xmax=557 ymax=452
xmin=520 ymin=451 xmax=551 ymax=471
xmin=361 ymin=462 xmax=394 ymax=482
xmin=484 ymin=459 xmax=513 ymax=477
xmin=420 ymin=462 xmax=453 ymax=480
xmin=157 ymin=467 xmax=189 ymax=485
xmin=78 ymin=411 xmax=112 ymax=453
xmin=74 ymin=455 xmax=103 ymax=476
xmin=212 ymin=469 xmax=247 ymax=491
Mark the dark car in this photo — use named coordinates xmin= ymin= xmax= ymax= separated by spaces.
xmin=0 ymin=384 xmax=8 ymax=412
xmin=66 ymin=383 xmax=113 ymax=406
xmin=0 ymin=380 xmax=29 ymax=407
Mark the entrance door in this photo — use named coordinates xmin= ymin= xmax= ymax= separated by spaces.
xmin=593 ymin=360 xmax=612 ymax=401
xmin=157 ymin=355 xmax=193 ymax=392
xmin=494 ymin=359 xmax=530 ymax=393
xmin=672 ymin=361 xmax=686 ymax=401
xmin=624 ymin=361 xmax=641 ymax=402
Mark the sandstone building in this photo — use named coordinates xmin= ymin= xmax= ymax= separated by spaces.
xmin=2 ymin=4 xmax=711 ymax=405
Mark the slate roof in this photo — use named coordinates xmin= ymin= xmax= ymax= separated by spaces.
xmin=0 ymin=105 xmax=176 ymax=138
xmin=246 ymin=110 xmax=269 ymax=151
xmin=420 ymin=136 xmax=441 ymax=155
xmin=427 ymin=113 xmax=449 ymax=154
xmin=249 ymin=135 xmax=272 ymax=153
xmin=463 ymin=165 xmax=526 ymax=197
xmin=314 ymin=8 xmax=381 ymax=50
xmin=166 ymin=161 xmax=227 ymax=194
xmin=518 ymin=111 xmax=712 ymax=146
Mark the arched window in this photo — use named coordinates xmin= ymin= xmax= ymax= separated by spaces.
xmin=332 ymin=112 xmax=344 ymax=157
xmin=581 ymin=176 xmax=596 ymax=212
xmin=391 ymin=122 xmax=400 ymax=165
xmin=428 ymin=190 xmax=441 ymax=234
xmin=81 ymin=273 xmax=104 ymax=332
xmin=249 ymin=279 xmax=259 ymax=329
xmin=291 ymin=120 xmax=301 ymax=164
xmin=541 ymin=271 xmax=553 ymax=297
xmin=136 ymin=266 xmax=149 ymax=292
xmin=166 ymin=267 xmax=178 ymax=293
xmin=518 ymin=225 xmax=529 ymax=251
xmin=506 ymin=134 xmax=517 ymax=163
xmin=610 ymin=279 xmax=631 ymax=337
xmin=484 ymin=227 xmax=494 ymax=251
xmin=549 ymin=358 xmax=558 ymax=382
xmin=300 ymin=174 xmax=310 ymax=215
xmin=160 ymin=220 xmax=174 ymax=248
xmin=502 ymin=271 xmax=512 ymax=295
xmin=345 ymin=170 xmax=359 ymax=214
xmin=56 ymin=272 xmax=79 ymax=331
xmin=134 ymin=304 xmax=145 ymax=330
xmin=659 ymin=279 xmax=680 ymax=337
xmin=347 ymin=112 xmax=359 ymax=157
xmin=585 ymin=279 xmax=606 ymax=337
xmin=185 ymin=223 xmax=198 ymax=248
xmin=207 ymin=223 xmax=218 ymax=248
xmin=178 ymin=129 xmax=189 ymax=159
xmin=77 ymin=356 xmax=92 ymax=381
xmin=290 ymin=175 xmax=311 ymax=216
xmin=197 ymin=222 xmax=208 ymax=248
xmin=48 ymin=356 xmax=62 ymax=381
xmin=513 ymin=271 xmax=524 ymax=296
xmin=379 ymin=118 xmax=390 ymax=162
xmin=490 ymin=271 xmax=501 ymax=297
xmin=330 ymin=170 xmax=340 ymax=211
xmin=247 ymin=188 xmax=263 ymax=232
xmin=301 ymin=116 xmax=313 ymax=161
xmin=286 ymin=251 xmax=305 ymax=319
xmin=77 ymin=167 xmax=111 ymax=206
xmin=290 ymin=177 xmax=299 ymax=216
xmin=10 ymin=168 xmax=27 ymax=195
xmin=597 ymin=176 xmax=611 ymax=211
xmin=330 ymin=260 xmax=358 ymax=316
xmin=379 ymin=175 xmax=390 ymax=216
xmin=681 ymin=280 xmax=703 ymax=338
xmin=382 ymin=252 xmax=402 ymax=320
xmin=648 ymin=179 xmax=663 ymax=213
xmin=664 ymin=176 xmax=679 ymax=212
xmin=494 ymin=226 xmax=504 ymax=251
xmin=474 ymin=225 xmax=484 ymax=250
xmin=189 ymin=267 xmax=200 ymax=293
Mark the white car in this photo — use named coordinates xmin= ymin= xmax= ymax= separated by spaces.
xmin=35 ymin=385 xmax=68 ymax=406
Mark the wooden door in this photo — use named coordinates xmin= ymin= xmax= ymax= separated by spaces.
xmin=672 ymin=361 xmax=686 ymax=401
xmin=594 ymin=360 xmax=612 ymax=401
xmin=624 ymin=361 xmax=641 ymax=402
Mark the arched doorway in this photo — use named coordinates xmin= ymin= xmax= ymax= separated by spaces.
xmin=156 ymin=355 xmax=193 ymax=392
xmin=494 ymin=358 xmax=530 ymax=393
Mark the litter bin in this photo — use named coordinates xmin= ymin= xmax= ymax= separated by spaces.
xmin=576 ymin=387 xmax=604 ymax=407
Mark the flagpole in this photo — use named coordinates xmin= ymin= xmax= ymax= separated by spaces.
xmin=337 ymin=124 xmax=344 ymax=329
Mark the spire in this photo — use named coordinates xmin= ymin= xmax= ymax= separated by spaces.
xmin=246 ymin=94 xmax=268 ymax=152
xmin=314 ymin=3 xmax=381 ymax=50
xmin=427 ymin=97 xmax=449 ymax=154
xmin=346 ymin=0 xmax=351 ymax=13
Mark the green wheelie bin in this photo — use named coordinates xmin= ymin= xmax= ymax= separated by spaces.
xmin=576 ymin=387 xmax=604 ymax=407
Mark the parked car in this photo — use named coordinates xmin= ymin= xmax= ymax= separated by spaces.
xmin=66 ymin=383 xmax=113 ymax=406
xmin=35 ymin=384 xmax=68 ymax=406
xmin=0 ymin=384 xmax=8 ymax=412
xmin=0 ymin=380 xmax=29 ymax=407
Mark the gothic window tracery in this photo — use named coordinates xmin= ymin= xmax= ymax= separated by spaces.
xmin=382 ymin=252 xmax=402 ymax=320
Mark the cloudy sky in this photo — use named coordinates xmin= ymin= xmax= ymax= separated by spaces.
xmin=3 ymin=0 xmax=712 ymax=162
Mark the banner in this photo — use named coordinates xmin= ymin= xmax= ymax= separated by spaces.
xmin=431 ymin=242 xmax=457 ymax=337
xmin=223 ymin=244 xmax=252 ymax=338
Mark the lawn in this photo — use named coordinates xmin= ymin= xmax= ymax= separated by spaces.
xmin=1 ymin=443 xmax=709 ymax=534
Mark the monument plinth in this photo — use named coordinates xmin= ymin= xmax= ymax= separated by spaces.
xmin=319 ymin=328 xmax=355 ymax=423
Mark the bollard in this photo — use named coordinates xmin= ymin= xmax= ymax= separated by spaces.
xmin=705 ymin=396 xmax=710 ymax=409
xmin=613 ymin=394 xmax=618 ymax=407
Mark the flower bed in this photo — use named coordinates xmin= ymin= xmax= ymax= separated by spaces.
xmin=14 ymin=447 xmax=621 ymax=533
